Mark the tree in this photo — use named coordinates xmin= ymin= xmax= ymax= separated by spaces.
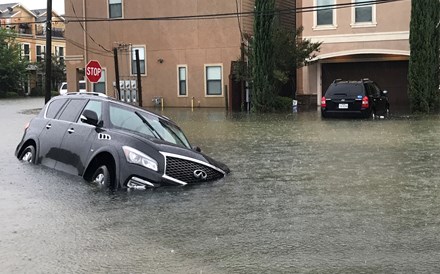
xmin=272 ymin=26 xmax=321 ymax=99
xmin=37 ymin=56 xmax=66 ymax=92
xmin=0 ymin=29 xmax=28 ymax=97
xmin=235 ymin=1 xmax=321 ymax=112
xmin=408 ymin=0 xmax=440 ymax=113
xmin=251 ymin=0 xmax=277 ymax=112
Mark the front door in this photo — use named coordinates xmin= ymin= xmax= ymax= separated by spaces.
xmin=55 ymin=100 xmax=104 ymax=175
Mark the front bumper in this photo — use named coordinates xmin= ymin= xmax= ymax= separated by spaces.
xmin=119 ymin=151 xmax=228 ymax=189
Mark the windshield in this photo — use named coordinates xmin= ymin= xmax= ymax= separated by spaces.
xmin=109 ymin=104 xmax=191 ymax=149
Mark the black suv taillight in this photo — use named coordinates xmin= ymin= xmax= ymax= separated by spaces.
xmin=361 ymin=96 xmax=369 ymax=109
xmin=321 ymin=96 xmax=326 ymax=108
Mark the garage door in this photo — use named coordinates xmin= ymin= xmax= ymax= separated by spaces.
xmin=322 ymin=61 xmax=409 ymax=110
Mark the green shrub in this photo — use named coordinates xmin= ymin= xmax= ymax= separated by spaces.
xmin=273 ymin=96 xmax=294 ymax=112
xmin=0 ymin=91 xmax=20 ymax=98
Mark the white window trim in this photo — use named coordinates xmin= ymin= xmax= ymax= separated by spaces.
xmin=108 ymin=0 xmax=124 ymax=19
xmin=313 ymin=0 xmax=338 ymax=30
xmin=36 ymin=44 xmax=45 ymax=62
xmin=130 ymin=45 xmax=147 ymax=76
xmin=350 ymin=0 xmax=377 ymax=28
xmin=177 ymin=65 xmax=188 ymax=97
xmin=21 ymin=43 xmax=31 ymax=60
xmin=204 ymin=64 xmax=224 ymax=97
xmin=93 ymin=67 xmax=107 ymax=94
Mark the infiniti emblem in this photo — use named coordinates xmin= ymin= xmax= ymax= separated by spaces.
xmin=193 ymin=169 xmax=208 ymax=180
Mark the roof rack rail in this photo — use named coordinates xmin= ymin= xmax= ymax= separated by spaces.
xmin=65 ymin=92 xmax=109 ymax=98
xmin=332 ymin=79 xmax=343 ymax=83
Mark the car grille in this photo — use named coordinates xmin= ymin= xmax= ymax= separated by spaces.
xmin=165 ymin=156 xmax=225 ymax=184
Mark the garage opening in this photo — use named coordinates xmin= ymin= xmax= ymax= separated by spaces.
xmin=322 ymin=60 xmax=409 ymax=112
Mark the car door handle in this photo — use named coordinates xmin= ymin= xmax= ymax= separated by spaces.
xmin=67 ymin=128 xmax=75 ymax=134
xmin=46 ymin=124 xmax=52 ymax=129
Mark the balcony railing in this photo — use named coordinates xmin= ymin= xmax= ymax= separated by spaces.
xmin=35 ymin=28 xmax=65 ymax=38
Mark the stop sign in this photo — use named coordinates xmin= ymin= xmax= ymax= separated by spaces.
xmin=85 ymin=60 xmax=102 ymax=83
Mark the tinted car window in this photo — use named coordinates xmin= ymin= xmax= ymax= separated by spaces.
xmin=46 ymin=98 xmax=68 ymax=119
xmin=78 ymin=100 xmax=102 ymax=123
xmin=325 ymin=83 xmax=363 ymax=97
xmin=58 ymin=99 xmax=87 ymax=122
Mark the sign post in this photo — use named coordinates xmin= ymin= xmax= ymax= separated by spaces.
xmin=86 ymin=60 xmax=102 ymax=83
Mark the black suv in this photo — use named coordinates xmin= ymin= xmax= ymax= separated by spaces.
xmin=321 ymin=79 xmax=390 ymax=118
xmin=16 ymin=93 xmax=229 ymax=190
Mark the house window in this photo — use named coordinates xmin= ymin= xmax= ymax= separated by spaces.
xmin=353 ymin=0 xmax=375 ymax=25
xmin=131 ymin=46 xmax=146 ymax=75
xmin=178 ymin=66 xmax=187 ymax=96
xmin=21 ymin=44 xmax=30 ymax=61
xmin=316 ymin=0 xmax=334 ymax=26
xmin=205 ymin=65 xmax=222 ymax=96
xmin=109 ymin=0 xmax=123 ymax=18
xmin=54 ymin=46 xmax=64 ymax=62
xmin=36 ymin=45 xmax=45 ymax=62
xmin=58 ymin=47 xmax=64 ymax=61
xmin=93 ymin=69 xmax=106 ymax=94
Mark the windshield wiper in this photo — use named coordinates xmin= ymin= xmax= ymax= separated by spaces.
xmin=134 ymin=111 xmax=164 ymax=141
xmin=159 ymin=120 xmax=189 ymax=148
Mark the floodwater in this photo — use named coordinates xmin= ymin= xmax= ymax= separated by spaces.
xmin=1 ymin=98 xmax=440 ymax=273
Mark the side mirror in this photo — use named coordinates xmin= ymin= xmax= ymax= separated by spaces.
xmin=80 ymin=109 xmax=101 ymax=127
xmin=193 ymin=146 xmax=202 ymax=153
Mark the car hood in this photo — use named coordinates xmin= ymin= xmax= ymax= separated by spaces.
xmin=110 ymin=129 xmax=230 ymax=173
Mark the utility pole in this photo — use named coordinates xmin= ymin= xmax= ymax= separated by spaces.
xmin=135 ymin=49 xmax=143 ymax=107
xmin=113 ymin=47 xmax=121 ymax=100
xmin=44 ymin=0 xmax=52 ymax=103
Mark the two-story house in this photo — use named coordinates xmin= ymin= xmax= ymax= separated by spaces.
xmin=297 ymin=0 xmax=411 ymax=109
xmin=0 ymin=3 xmax=66 ymax=95
xmin=64 ymin=0 xmax=295 ymax=108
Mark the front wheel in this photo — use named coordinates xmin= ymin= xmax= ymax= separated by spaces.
xmin=91 ymin=165 xmax=112 ymax=188
xmin=19 ymin=145 xmax=36 ymax=163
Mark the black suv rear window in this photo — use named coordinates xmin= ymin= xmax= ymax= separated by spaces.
xmin=325 ymin=83 xmax=364 ymax=97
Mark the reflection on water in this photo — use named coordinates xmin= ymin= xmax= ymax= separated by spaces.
xmin=2 ymin=105 xmax=440 ymax=273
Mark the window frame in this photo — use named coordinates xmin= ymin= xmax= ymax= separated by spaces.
xmin=204 ymin=64 xmax=223 ymax=97
xmin=93 ymin=68 xmax=107 ymax=94
xmin=351 ymin=0 xmax=377 ymax=28
xmin=313 ymin=0 xmax=337 ymax=30
xmin=177 ymin=65 xmax=188 ymax=97
xmin=108 ymin=0 xmax=123 ymax=19
xmin=130 ymin=46 xmax=146 ymax=76
xmin=57 ymin=46 xmax=65 ymax=61
xmin=21 ymin=43 xmax=30 ymax=61
xmin=36 ymin=44 xmax=45 ymax=62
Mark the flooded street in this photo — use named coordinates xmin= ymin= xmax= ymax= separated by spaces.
xmin=1 ymin=98 xmax=440 ymax=273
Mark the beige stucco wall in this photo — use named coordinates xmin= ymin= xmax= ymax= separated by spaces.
xmin=65 ymin=0 xmax=245 ymax=108
xmin=298 ymin=0 xmax=411 ymax=103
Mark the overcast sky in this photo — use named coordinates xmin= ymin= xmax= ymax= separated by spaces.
xmin=0 ymin=0 xmax=64 ymax=15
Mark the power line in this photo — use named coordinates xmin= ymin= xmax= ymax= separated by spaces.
xmin=63 ymin=0 xmax=404 ymax=23
xmin=69 ymin=0 xmax=112 ymax=53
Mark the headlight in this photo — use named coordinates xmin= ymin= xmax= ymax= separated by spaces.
xmin=122 ymin=146 xmax=158 ymax=171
